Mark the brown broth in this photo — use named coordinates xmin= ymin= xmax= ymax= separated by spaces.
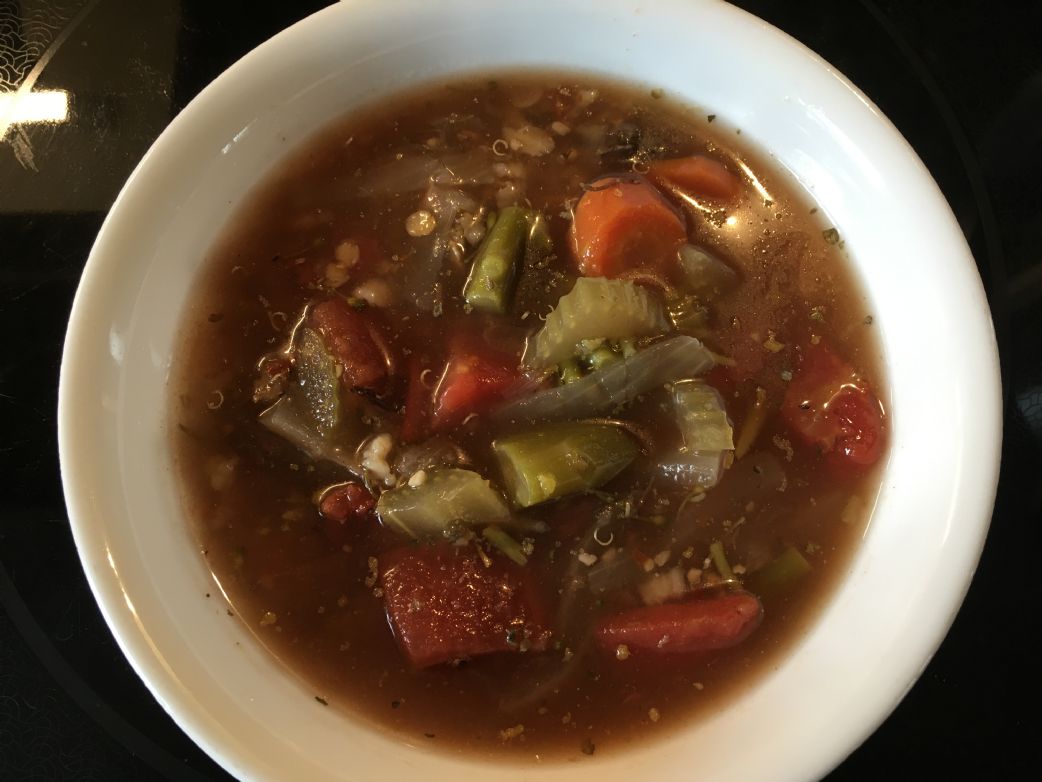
xmin=170 ymin=72 xmax=886 ymax=761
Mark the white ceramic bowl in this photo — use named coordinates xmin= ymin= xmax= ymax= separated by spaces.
xmin=58 ymin=1 xmax=1001 ymax=780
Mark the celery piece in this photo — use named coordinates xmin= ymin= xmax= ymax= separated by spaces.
xmin=493 ymin=422 xmax=639 ymax=507
xmin=296 ymin=327 xmax=341 ymax=436
xmin=482 ymin=525 xmax=528 ymax=566
xmin=376 ymin=468 xmax=510 ymax=539
xmin=677 ymin=244 xmax=738 ymax=294
xmin=673 ymin=380 xmax=734 ymax=452
xmin=747 ymin=546 xmax=812 ymax=594
xmin=529 ymin=278 xmax=670 ymax=368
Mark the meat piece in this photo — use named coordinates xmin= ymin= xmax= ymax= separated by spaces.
xmin=380 ymin=544 xmax=550 ymax=668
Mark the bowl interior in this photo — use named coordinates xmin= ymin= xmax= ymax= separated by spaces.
xmin=58 ymin=1 xmax=1001 ymax=780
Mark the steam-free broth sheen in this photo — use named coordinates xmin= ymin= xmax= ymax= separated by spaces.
xmin=171 ymin=73 xmax=887 ymax=760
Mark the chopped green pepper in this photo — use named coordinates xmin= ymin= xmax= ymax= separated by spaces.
xmin=586 ymin=346 xmax=622 ymax=372
xmin=376 ymin=468 xmax=510 ymax=539
xmin=559 ymin=358 xmax=584 ymax=385
xmin=747 ymin=546 xmax=811 ymax=594
xmin=493 ymin=422 xmax=640 ymax=507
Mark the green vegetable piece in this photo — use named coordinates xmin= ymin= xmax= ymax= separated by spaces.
xmin=673 ymin=380 xmax=734 ymax=452
xmin=482 ymin=525 xmax=528 ymax=566
xmin=559 ymin=358 xmax=584 ymax=385
xmin=529 ymin=278 xmax=670 ymax=369
xmin=463 ymin=206 xmax=529 ymax=314
xmin=493 ymin=422 xmax=640 ymax=508
xmin=376 ymin=468 xmax=511 ymax=539
xmin=296 ymin=327 xmax=341 ymax=437
xmin=587 ymin=346 xmax=622 ymax=372
xmin=709 ymin=540 xmax=734 ymax=581
xmin=667 ymin=295 xmax=711 ymax=337
xmin=747 ymin=546 xmax=812 ymax=594
xmin=677 ymin=244 xmax=737 ymax=294
xmin=525 ymin=212 xmax=553 ymax=259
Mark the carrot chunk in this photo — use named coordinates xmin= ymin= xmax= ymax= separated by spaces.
xmin=648 ymin=155 xmax=743 ymax=201
xmin=595 ymin=591 xmax=763 ymax=654
xmin=570 ymin=177 xmax=686 ymax=278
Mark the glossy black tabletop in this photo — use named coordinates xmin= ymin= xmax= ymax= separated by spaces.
xmin=1 ymin=1 xmax=1039 ymax=779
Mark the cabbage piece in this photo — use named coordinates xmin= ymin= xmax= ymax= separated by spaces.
xmin=658 ymin=451 xmax=726 ymax=488
xmin=673 ymin=381 xmax=734 ymax=451
xmin=528 ymin=277 xmax=670 ymax=369
xmin=658 ymin=380 xmax=734 ymax=489
xmin=677 ymin=244 xmax=738 ymax=294
xmin=376 ymin=468 xmax=510 ymax=539
xmin=295 ymin=327 xmax=340 ymax=436
xmin=495 ymin=335 xmax=714 ymax=424
xmin=258 ymin=394 xmax=360 ymax=473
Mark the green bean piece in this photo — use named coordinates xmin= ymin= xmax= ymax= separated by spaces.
xmin=296 ymin=327 xmax=341 ymax=437
xmin=463 ymin=206 xmax=529 ymax=314
xmin=492 ymin=422 xmax=640 ymax=508
xmin=709 ymin=540 xmax=734 ymax=581
xmin=481 ymin=525 xmax=528 ymax=566
xmin=747 ymin=546 xmax=812 ymax=594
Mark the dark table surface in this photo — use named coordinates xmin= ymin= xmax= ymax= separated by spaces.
xmin=2 ymin=1 xmax=1039 ymax=779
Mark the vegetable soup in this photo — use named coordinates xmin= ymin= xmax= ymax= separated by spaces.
xmin=171 ymin=73 xmax=887 ymax=760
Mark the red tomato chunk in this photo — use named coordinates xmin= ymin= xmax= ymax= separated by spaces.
xmin=309 ymin=298 xmax=387 ymax=390
xmin=781 ymin=341 xmax=885 ymax=471
xmin=318 ymin=482 xmax=375 ymax=545
xmin=431 ymin=340 xmax=519 ymax=431
xmin=380 ymin=544 xmax=550 ymax=668
xmin=595 ymin=592 xmax=763 ymax=655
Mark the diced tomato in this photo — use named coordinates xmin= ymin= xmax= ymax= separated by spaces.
xmin=400 ymin=354 xmax=431 ymax=444
xmin=318 ymin=482 xmax=375 ymax=546
xmin=595 ymin=592 xmax=763 ymax=655
xmin=570 ymin=177 xmax=687 ymax=278
xmin=648 ymin=155 xmax=743 ymax=202
xmin=380 ymin=544 xmax=550 ymax=668
xmin=431 ymin=336 xmax=520 ymax=431
xmin=781 ymin=341 xmax=886 ymax=471
xmin=309 ymin=298 xmax=387 ymax=390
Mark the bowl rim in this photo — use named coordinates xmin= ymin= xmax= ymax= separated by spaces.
xmin=58 ymin=1 xmax=1002 ymax=780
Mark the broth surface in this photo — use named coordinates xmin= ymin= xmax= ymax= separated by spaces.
xmin=171 ymin=72 xmax=886 ymax=760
